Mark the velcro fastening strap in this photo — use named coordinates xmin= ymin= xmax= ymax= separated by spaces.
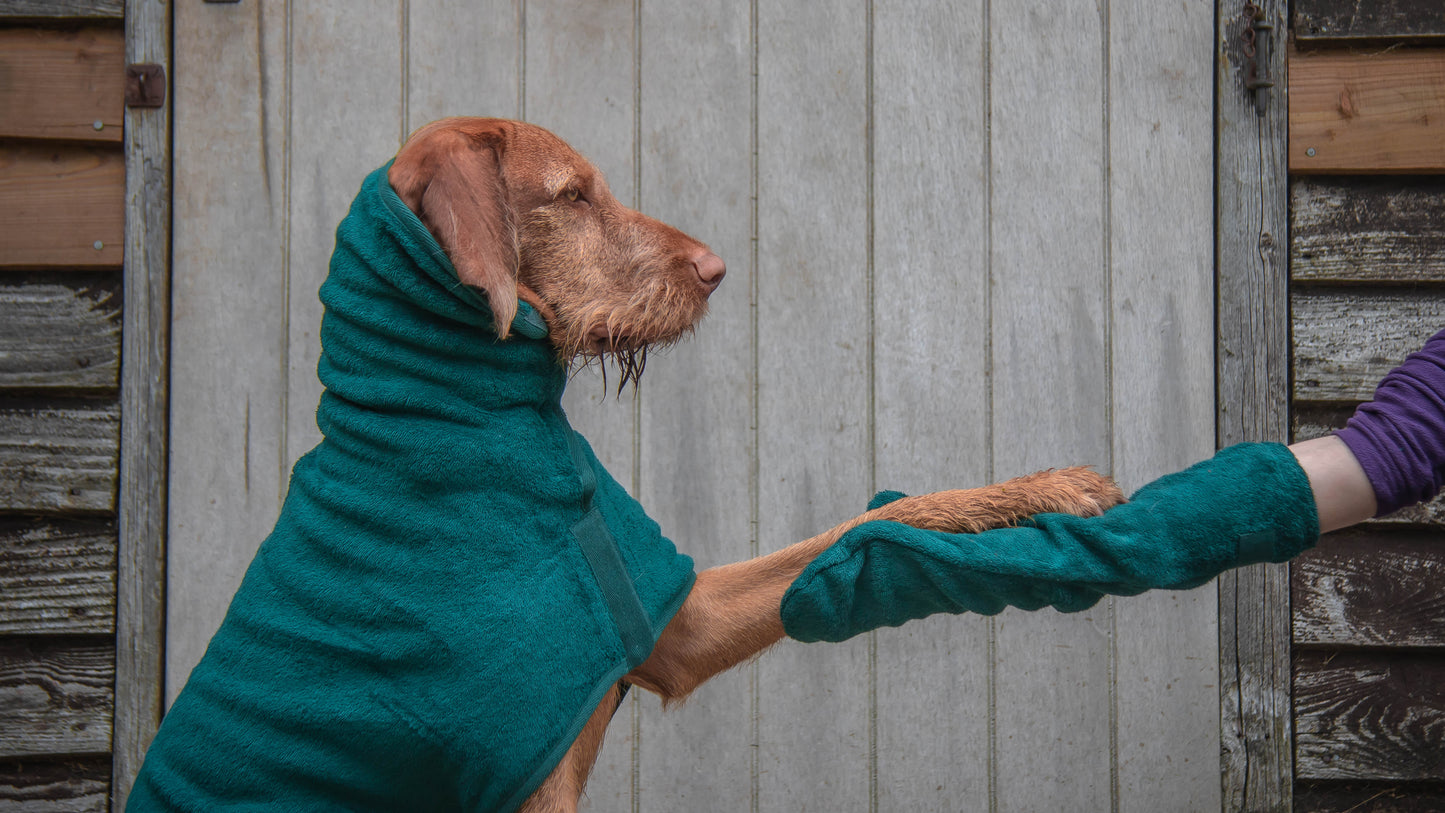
xmin=573 ymin=508 xmax=652 ymax=668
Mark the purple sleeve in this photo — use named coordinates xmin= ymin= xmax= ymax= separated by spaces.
xmin=1335 ymin=328 xmax=1445 ymax=517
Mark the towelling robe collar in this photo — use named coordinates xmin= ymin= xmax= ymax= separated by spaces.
xmin=128 ymin=164 xmax=696 ymax=813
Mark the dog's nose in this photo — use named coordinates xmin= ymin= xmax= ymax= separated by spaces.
xmin=692 ymin=251 xmax=726 ymax=293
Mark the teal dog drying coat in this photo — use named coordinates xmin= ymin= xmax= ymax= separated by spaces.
xmin=782 ymin=442 xmax=1319 ymax=643
xmin=127 ymin=165 xmax=695 ymax=812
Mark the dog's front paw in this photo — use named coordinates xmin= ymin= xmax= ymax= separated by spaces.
xmin=1030 ymin=466 xmax=1126 ymax=518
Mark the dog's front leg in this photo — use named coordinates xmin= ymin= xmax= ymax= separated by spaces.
xmin=519 ymin=682 xmax=626 ymax=813
xmin=626 ymin=465 xmax=1123 ymax=703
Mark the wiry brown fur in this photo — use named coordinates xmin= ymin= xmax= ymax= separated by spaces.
xmin=388 ymin=119 xmax=1125 ymax=813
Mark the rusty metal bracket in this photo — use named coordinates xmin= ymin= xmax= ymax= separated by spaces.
xmin=125 ymin=64 xmax=166 ymax=108
xmin=1241 ymin=0 xmax=1275 ymax=106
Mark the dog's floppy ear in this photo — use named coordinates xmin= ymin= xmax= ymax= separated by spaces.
xmin=389 ymin=124 xmax=520 ymax=337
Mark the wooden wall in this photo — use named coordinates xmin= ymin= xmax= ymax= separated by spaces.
xmin=1290 ymin=2 xmax=1445 ymax=809
xmin=169 ymin=1 xmax=1219 ymax=809
xmin=0 ymin=8 xmax=125 ymax=812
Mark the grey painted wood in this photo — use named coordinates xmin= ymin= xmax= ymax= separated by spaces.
xmin=755 ymin=3 xmax=872 ymax=808
xmin=1216 ymin=0 xmax=1293 ymax=807
xmin=406 ymin=0 xmax=520 ymax=130
xmin=1108 ymin=1 xmax=1220 ymax=809
xmin=0 ymin=519 xmax=115 ymax=635
xmin=113 ymin=0 xmax=171 ymax=805
xmin=1293 ymin=291 xmax=1445 ymax=403
xmin=0 ymin=0 xmax=121 ymax=19
xmin=0 ymin=638 xmax=113 ymax=758
xmin=0 ymin=403 xmax=118 ymax=514
xmin=870 ymin=1 xmax=992 ymax=807
xmin=0 ymin=757 xmax=109 ymax=812
xmin=634 ymin=1 xmax=754 ymax=809
xmin=0 ymin=279 xmax=120 ymax=391
xmin=1294 ymin=651 xmax=1445 ymax=781
xmin=1294 ymin=0 xmax=1445 ymax=41
xmin=1293 ymin=529 xmax=1445 ymax=648
xmin=167 ymin=0 xmax=289 ymax=706
xmin=1292 ymin=178 xmax=1445 ymax=285
xmin=989 ymin=0 xmax=1112 ymax=807
xmin=522 ymin=1 xmax=641 ymax=804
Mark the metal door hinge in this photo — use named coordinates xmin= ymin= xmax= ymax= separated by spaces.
xmin=1241 ymin=1 xmax=1275 ymax=94
xmin=125 ymin=64 xmax=166 ymax=108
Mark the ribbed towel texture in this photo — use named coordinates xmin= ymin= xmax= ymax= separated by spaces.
xmin=782 ymin=442 xmax=1319 ymax=643
xmin=128 ymin=164 xmax=695 ymax=812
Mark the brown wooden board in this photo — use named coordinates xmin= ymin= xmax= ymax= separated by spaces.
xmin=1295 ymin=405 xmax=1445 ymax=525
xmin=1293 ymin=528 xmax=1445 ymax=647
xmin=0 ymin=756 xmax=109 ymax=812
xmin=1295 ymin=0 xmax=1445 ymax=42
xmin=0 ymin=637 xmax=113 ymax=758
xmin=0 ymin=277 xmax=121 ymax=391
xmin=1292 ymin=289 xmax=1445 ymax=403
xmin=0 ymin=519 xmax=115 ymax=636
xmin=1292 ymin=177 xmax=1445 ymax=284
xmin=0 ymin=143 xmax=123 ymax=268
xmin=1297 ymin=781 xmax=1445 ymax=812
xmin=0 ymin=401 xmax=118 ymax=514
xmin=1290 ymin=48 xmax=1445 ymax=174
xmin=0 ymin=0 xmax=122 ymax=19
xmin=1295 ymin=650 xmax=1445 ymax=780
xmin=0 ymin=27 xmax=124 ymax=143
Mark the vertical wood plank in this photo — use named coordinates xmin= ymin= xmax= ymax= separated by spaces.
xmin=286 ymin=0 xmax=405 ymax=469
xmin=634 ymin=1 xmax=754 ymax=809
xmin=1216 ymin=0 xmax=1293 ymax=808
xmin=523 ymin=2 xmax=640 ymax=804
xmin=405 ymin=0 xmax=520 ymax=130
xmin=113 ymin=0 xmax=170 ymax=805
xmin=167 ymin=0 xmax=289 ymax=705
xmin=871 ymin=0 xmax=993 ymax=807
xmin=989 ymin=0 xmax=1112 ymax=809
xmin=1108 ymin=0 xmax=1220 ymax=810
xmin=755 ymin=3 xmax=872 ymax=809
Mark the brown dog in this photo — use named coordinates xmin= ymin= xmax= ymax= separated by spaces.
xmin=388 ymin=118 xmax=1124 ymax=812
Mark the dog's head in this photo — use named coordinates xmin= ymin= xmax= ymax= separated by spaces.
xmin=388 ymin=118 xmax=724 ymax=384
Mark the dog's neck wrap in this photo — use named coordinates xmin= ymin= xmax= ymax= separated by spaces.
xmin=127 ymin=164 xmax=695 ymax=813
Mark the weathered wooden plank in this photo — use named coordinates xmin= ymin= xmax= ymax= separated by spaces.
xmin=0 ymin=0 xmax=121 ymax=19
xmin=0 ymin=638 xmax=113 ymax=758
xmin=112 ymin=2 xmax=170 ymax=801
xmin=405 ymin=0 xmax=519 ymax=131
xmin=1295 ymin=650 xmax=1445 ymax=781
xmin=1107 ymin=1 xmax=1219 ymax=809
xmin=1217 ymin=0 xmax=1293 ymax=806
xmin=0 ymin=27 xmax=123 ymax=143
xmin=755 ymin=2 xmax=872 ymax=808
xmin=0 ymin=519 xmax=115 ymax=636
xmin=1293 ymin=529 xmax=1445 ymax=647
xmin=1295 ymin=0 xmax=1445 ymax=43
xmin=990 ymin=0 xmax=1112 ymax=807
xmin=871 ymin=1 xmax=991 ymax=808
xmin=1293 ymin=406 xmax=1445 ymax=525
xmin=633 ymin=0 xmax=754 ymax=808
xmin=0 ymin=279 xmax=120 ymax=391
xmin=1293 ymin=290 xmax=1445 ymax=403
xmin=0 ymin=756 xmax=110 ymax=812
xmin=0 ymin=402 xmax=118 ymax=514
xmin=1290 ymin=48 xmax=1445 ymax=174
xmin=1292 ymin=178 xmax=1445 ymax=284
xmin=1296 ymin=781 xmax=1445 ymax=812
xmin=167 ymin=0 xmax=288 ymax=709
xmin=523 ymin=2 xmax=640 ymax=804
xmin=0 ymin=144 xmax=123 ymax=269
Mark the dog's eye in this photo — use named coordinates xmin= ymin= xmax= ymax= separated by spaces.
xmin=562 ymin=188 xmax=582 ymax=203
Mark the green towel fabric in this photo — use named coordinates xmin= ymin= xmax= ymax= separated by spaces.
xmin=781 ymin=442 xmax=1319 ymax=643
xmin=127 ymin=164 xmax=695 ymax=812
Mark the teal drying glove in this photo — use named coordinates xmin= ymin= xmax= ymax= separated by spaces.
xmin=781 ymin=442 xmax=1320 ymax=643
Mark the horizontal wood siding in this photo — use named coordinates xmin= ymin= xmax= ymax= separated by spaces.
xmin=0 ymin=278 xmax=122 ymax=391
xmin=1292 ymin=178 xmax=1445 ymax=284
xmin=0 ymin=144 xmax=124 ymax=268
xmin=1290 ymin=48 xmax=1445 ymax=174
xmin=1294 ymin=0 xmax=1445 ymax=42
xmin=0 ymin=637 xmax=113 ymax=758
xmin=0 ymin=519 xmax=116 ymax=636
xmin=0 ymin=27 xmax=124 ymax=143
xmin=1292 ymin=290 xmax=1445 ymax=402
xmin=1296 ymin=781 xmax=1445 ymax=813
xmin=1293 ymin=529 xmax=1445 ymax=647
xmin=0 ymin=402 xmax=118 ymax=514
xmin=0 ymin=757 xmax=110 ymax=813
xmin=0 ymin=1 xmax=122 ymax=20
